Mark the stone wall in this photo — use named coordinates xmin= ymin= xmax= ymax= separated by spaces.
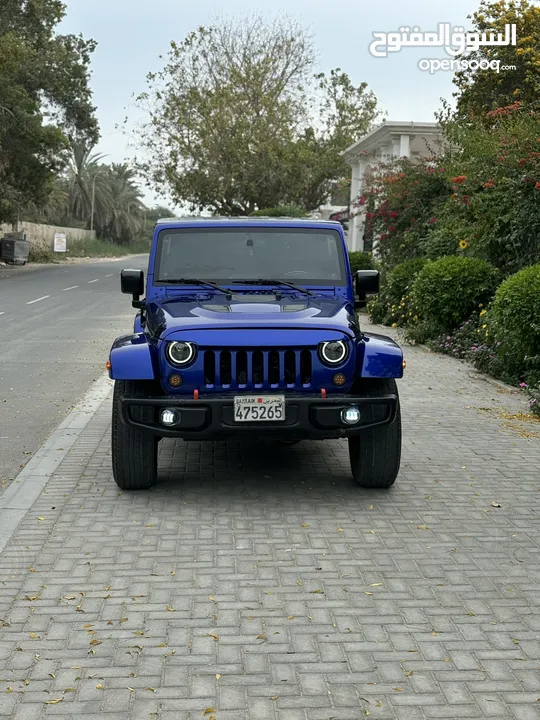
xmin=0 ymin=221 xmax=96 ymax=251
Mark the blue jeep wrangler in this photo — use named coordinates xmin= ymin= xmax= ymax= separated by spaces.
xmin=108 ymin=218 xmax=403 ymax=490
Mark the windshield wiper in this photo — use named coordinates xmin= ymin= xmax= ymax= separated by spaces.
xmin=163 ymin=278 xmax=232 ymax=299
xmin=232 ymin=279 xmax=315 ymax=297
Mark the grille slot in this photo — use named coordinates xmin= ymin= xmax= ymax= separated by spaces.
xmin=202 ymin=349 xmax=313 ymax=389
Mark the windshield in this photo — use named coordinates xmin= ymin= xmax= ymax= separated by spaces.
xmin=154 ymin=227 xmax=346 ymax=286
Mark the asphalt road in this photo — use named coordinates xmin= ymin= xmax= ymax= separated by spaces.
xmin=0 ymin=256 xmax=148 ymax=487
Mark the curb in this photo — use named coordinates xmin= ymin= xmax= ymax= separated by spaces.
xmin=0 ymin=374 xmax=113 ymax=555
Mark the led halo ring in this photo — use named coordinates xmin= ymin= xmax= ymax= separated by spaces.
xmin=319 ymin=340 xmax=348 ymax=365
xmin=166 ymin=341 xmax=196 ymax=366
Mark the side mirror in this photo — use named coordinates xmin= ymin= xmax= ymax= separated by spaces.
xmin=121 ymin=269 xmax=144 ymax=309
xmin=355 ymin=269 xmax=380 ymax=309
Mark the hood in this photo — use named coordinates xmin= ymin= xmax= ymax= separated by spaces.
xmin=145 ymin=293 xmax=358 ymax=339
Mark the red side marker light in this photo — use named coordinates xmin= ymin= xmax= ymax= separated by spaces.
xmin=193 ymin=389 xmax=199 ymax=400
xmin=321 ymin=388 xmax=327 ymax=398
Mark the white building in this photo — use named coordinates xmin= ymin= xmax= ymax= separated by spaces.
xmin=342 ymin=121 xmax=444 ymax=252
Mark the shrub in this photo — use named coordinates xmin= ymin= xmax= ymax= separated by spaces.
xmin=348 ymin=251 xmax=374 ymax=274
xmin=487 ymin=264 xmax=540 ymax=382
xmin=368 ymin=258 xmax=426 ymax=325
xmin=410 ymin=256 xmax=499 ymax=338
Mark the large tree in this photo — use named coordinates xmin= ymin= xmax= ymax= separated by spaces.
xmin=133 ymin=15 xmax=379 ymax=215
xmin=452 ymin=0 xmax=540 ymax=119
xmin=0 ymin=0 xmax=98 ymax=223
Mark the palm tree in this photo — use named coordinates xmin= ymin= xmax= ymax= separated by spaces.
xmin=101 ymin=165 xmax=145 ymax=243
xmin=67 ymin=141 xmax=110 ymax=228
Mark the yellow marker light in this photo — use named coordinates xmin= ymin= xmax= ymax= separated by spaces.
xmin=402 ymin=360 xmax=407 ymax=369
xmin=332 ymin=373 xmax=347 ymax=386
xmin=105 ymin=360 xmax=111 ymax=371
xmin=169 ymin=374 xmax=183 ymax=387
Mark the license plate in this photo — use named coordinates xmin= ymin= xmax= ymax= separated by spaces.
xmin=234 ymin=395 xmax=285 ymax=422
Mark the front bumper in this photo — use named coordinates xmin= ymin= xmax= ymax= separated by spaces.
xmin=120 ymin=392 xmax=398 ymax=440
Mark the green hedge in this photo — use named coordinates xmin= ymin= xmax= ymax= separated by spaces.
xmin=488 ymin=264 xmax=540 ymax=382
xmin=368 ymin=258 xmax=426 ymax=326
xmin=348 ymin=251 xmax=374 ymax=274
xmin=409 ymin=256 xmax=499 ymax=340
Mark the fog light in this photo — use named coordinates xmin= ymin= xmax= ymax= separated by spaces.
xmin=333 ymin=373 xmax=347 ymax=386
xmin=169 ymin=374 xmax=182 ymax=387
xmin=341 ymin=406 xmax=361 ymax=425
xmin=161 ymin=408 xmax=179 ymax=426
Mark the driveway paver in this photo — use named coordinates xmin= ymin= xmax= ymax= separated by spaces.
xmin=0 ymin=318 xmax=539 ymax=720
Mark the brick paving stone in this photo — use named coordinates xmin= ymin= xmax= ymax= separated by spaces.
xmin=0 ymin=317 xmax=539 ymax=719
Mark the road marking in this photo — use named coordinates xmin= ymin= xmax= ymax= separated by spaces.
xmin=63 ymin=285 xmax=78 ymax=291
xmin=88 ymin=279 xmax=99 ymax=284
xmin=0 ymin=312 xmax=4 ymax=317
xmin=105 ymin=273 xmax=114 ymax=278
xmin=26 ymin=296 xmax=50 ymax=305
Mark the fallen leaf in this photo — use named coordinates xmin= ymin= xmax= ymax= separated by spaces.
xmin=337 ymin=528 xmax=344 ymax=532
xmin=49 ymin=673 xmax=56 ymax=679
xmin=45 ymin=698 xmax=63 ymax=704
xmin=96 ymin=684 xmax=104 ymax=689
xmin=166 ymin=605 xmax=175 ymax=612
xmin=208 ymin=633 xmax=219 ymax=641
xmin=417 ymin=525 xmax=430 ymax=530
xmin=37 ymin=517 xmax=45 ymax=521
xmin=63 ymin=595 xmax=76 ymax=600
xmin=215 ymin=673 xmax=221 ymax=679
xmin=127 ymin=687 xmax=135 ymax=692
xmin=467 ymin=612 xmax=476 ymax=616
xmin=83 ymin=623 xmax=94 ymax=628
xmin=287 ymin=616 xmax=294 ymax=620
xmin=256 ymin=634 xmax=267 ymax=640
xmin=301 ymin=523 xmax=310 ymax=528
xmin=145 ymin=687 xmax=156 ymax=692
xmin=444 ymin=657 xmax=451 ymax=662
xmin=513 ymin=638 xmax=520 ymax=644
xmin=209 ymin=595 xmax=216 ymax=602
xmin=490 ymin=502 xmax=502 ymax=508
xmin=25 ymin=595 xmax=40 ymax=601
xmin=296 ymin=580 xmax=303 ymax=586
xmin=120 ymin=617 xmax=128 ymax=623
xmin=364 ymin=592 xmax=372 ymax=595
xmin=370 ymin=530 xmax=375 ymax=534
xmin=311 ymin=589 xmax=324 ymax=594
xmin=89 ymin=639 xmax=102 ymax=646
xmin=376 ymin=700 xmax=382 ymax=707
xmin=404 ymin=670 xmax=413 ymax=677
xmin=271 ymin=695 xmax=279 ymax=701
xmin=157 ymin=643 xmax=168 ymax=648
xmin=29 ymin=632 xmax=39 ymax=639
xmin=63 ymin=687 xmax=76 ymax=693
xmin=203 ymin=709 xmax=216 ymax=716
xmin=6 ymin=687 xmax=12 ymax=693
xmin=431 ymin=631 xmax=439 ymax=636
xmin=23 ymin=680 xmax=29 ymax=686
xmin=369 ymin=583 xmax=382 ymax=587
xmin=393 ymin=687 xmax=404 ymax=691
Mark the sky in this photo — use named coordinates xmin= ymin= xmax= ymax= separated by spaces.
xmin=60 ymin=0 xmax=480 ymax=208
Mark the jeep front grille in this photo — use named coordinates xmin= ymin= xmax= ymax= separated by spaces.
xmin=203 ymin=349 xmax=313 ymax=389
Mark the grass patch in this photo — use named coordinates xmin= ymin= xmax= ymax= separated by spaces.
xmin=29 ymin=236 xmax=151 ymax=263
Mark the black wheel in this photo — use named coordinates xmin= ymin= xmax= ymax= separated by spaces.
xmin=112 ymin=380 xmax=158 ymax=490
xmin=348 ymin=378 xmax=402 ymax=489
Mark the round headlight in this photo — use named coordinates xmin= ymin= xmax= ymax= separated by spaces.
xmin=166 ymin=341 xmax=196 ymax=366
xmin=319 ymin=340 xmax=348 ymax=365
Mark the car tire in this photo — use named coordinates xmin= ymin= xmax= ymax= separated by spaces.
xmin=112 ymin=380 xmax=158 ymax=490
xmin=348 ymin=378 xmax=401 ymax=489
